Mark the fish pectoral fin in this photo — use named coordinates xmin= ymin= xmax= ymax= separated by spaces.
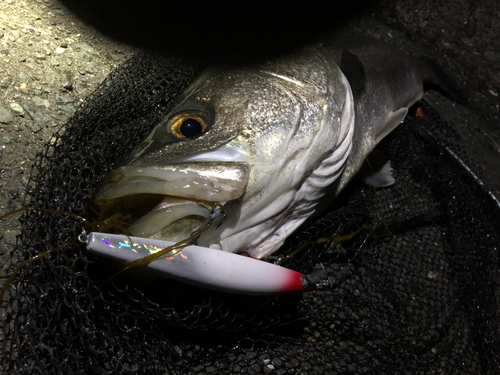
xmin=363 ymin=160 xmax=395 ymax=187
xmin=375 ymin=107 xmax=408 ymax=145
xmin=358 ymin=149 xmax=395 ymax=188
xmin=339 ymin=48 xmax=366 ymax=102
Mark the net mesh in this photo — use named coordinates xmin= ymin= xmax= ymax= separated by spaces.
xmin=0 ymin=52 xmax=498 ymax=374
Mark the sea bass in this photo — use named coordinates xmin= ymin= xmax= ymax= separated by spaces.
xmin=93 ymin=37 xmax=429 ymax=260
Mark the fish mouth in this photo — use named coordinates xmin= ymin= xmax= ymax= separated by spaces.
xmin=92 ymin=162 xmax=250 ymax=242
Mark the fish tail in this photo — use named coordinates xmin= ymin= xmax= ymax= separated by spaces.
xmin=418 ymin=56 xmax=470 ymax=107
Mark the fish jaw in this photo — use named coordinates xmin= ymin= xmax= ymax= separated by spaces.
xmin=94 ymin=162 xmax=250 ymax=203
xmin=92 ymin=162 xmax=250 ymax=240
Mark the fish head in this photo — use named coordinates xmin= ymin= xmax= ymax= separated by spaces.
xmin=93 ymin=64 xmax=354 ymax=259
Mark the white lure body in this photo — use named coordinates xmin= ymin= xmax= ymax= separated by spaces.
xmin=86 ymin=232 xmax=311 ymax=295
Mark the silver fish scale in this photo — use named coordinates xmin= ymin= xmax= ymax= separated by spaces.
xmin=198 ymin=66 xmax=339 ymax=142
xmin=130 ymin=56 xmax=347 ymax=167
xmin=258 ymin=45 xmax=345 ymax=101
xmin=217 ymin=71 xmax=337 ymax=163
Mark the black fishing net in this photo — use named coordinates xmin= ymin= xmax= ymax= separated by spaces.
xmin=0 ymin=52 xmax=499 ymax=374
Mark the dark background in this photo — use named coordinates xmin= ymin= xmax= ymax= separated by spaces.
xmin=59 ymin=0 xmax=378 ymax=65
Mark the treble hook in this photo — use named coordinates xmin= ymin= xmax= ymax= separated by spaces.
xmin=189 ymin=204 xmax=226 ymax=245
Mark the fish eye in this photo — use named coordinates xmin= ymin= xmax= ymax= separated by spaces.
xmin=169 ymin=113 xmax=208 ymax=139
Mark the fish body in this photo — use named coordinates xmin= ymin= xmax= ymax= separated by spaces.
xmin=94 ymin=37 xmax=426 ymax=259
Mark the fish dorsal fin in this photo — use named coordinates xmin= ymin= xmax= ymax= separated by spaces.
xmin=339 ymin=49 xmax=366 ymax=101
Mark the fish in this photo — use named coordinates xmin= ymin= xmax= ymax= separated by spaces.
xmin=92 ymin=36 xmax=439 ymax=261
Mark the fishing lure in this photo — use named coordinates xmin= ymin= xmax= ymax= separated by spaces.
xmin=0 ymin=206 xmax=328 ymax=303
xmin=83 ymin=232 xmax=315 ymax=295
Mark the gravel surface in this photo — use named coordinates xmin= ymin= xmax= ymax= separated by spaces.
xmin=0 ymin=0 xmax=498 ymax=370
xmin=0 ymin=0 xmax=134 ymax=258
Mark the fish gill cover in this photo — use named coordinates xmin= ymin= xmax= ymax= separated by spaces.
xmin=0 ymin=52 xmax=499 ymax=374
